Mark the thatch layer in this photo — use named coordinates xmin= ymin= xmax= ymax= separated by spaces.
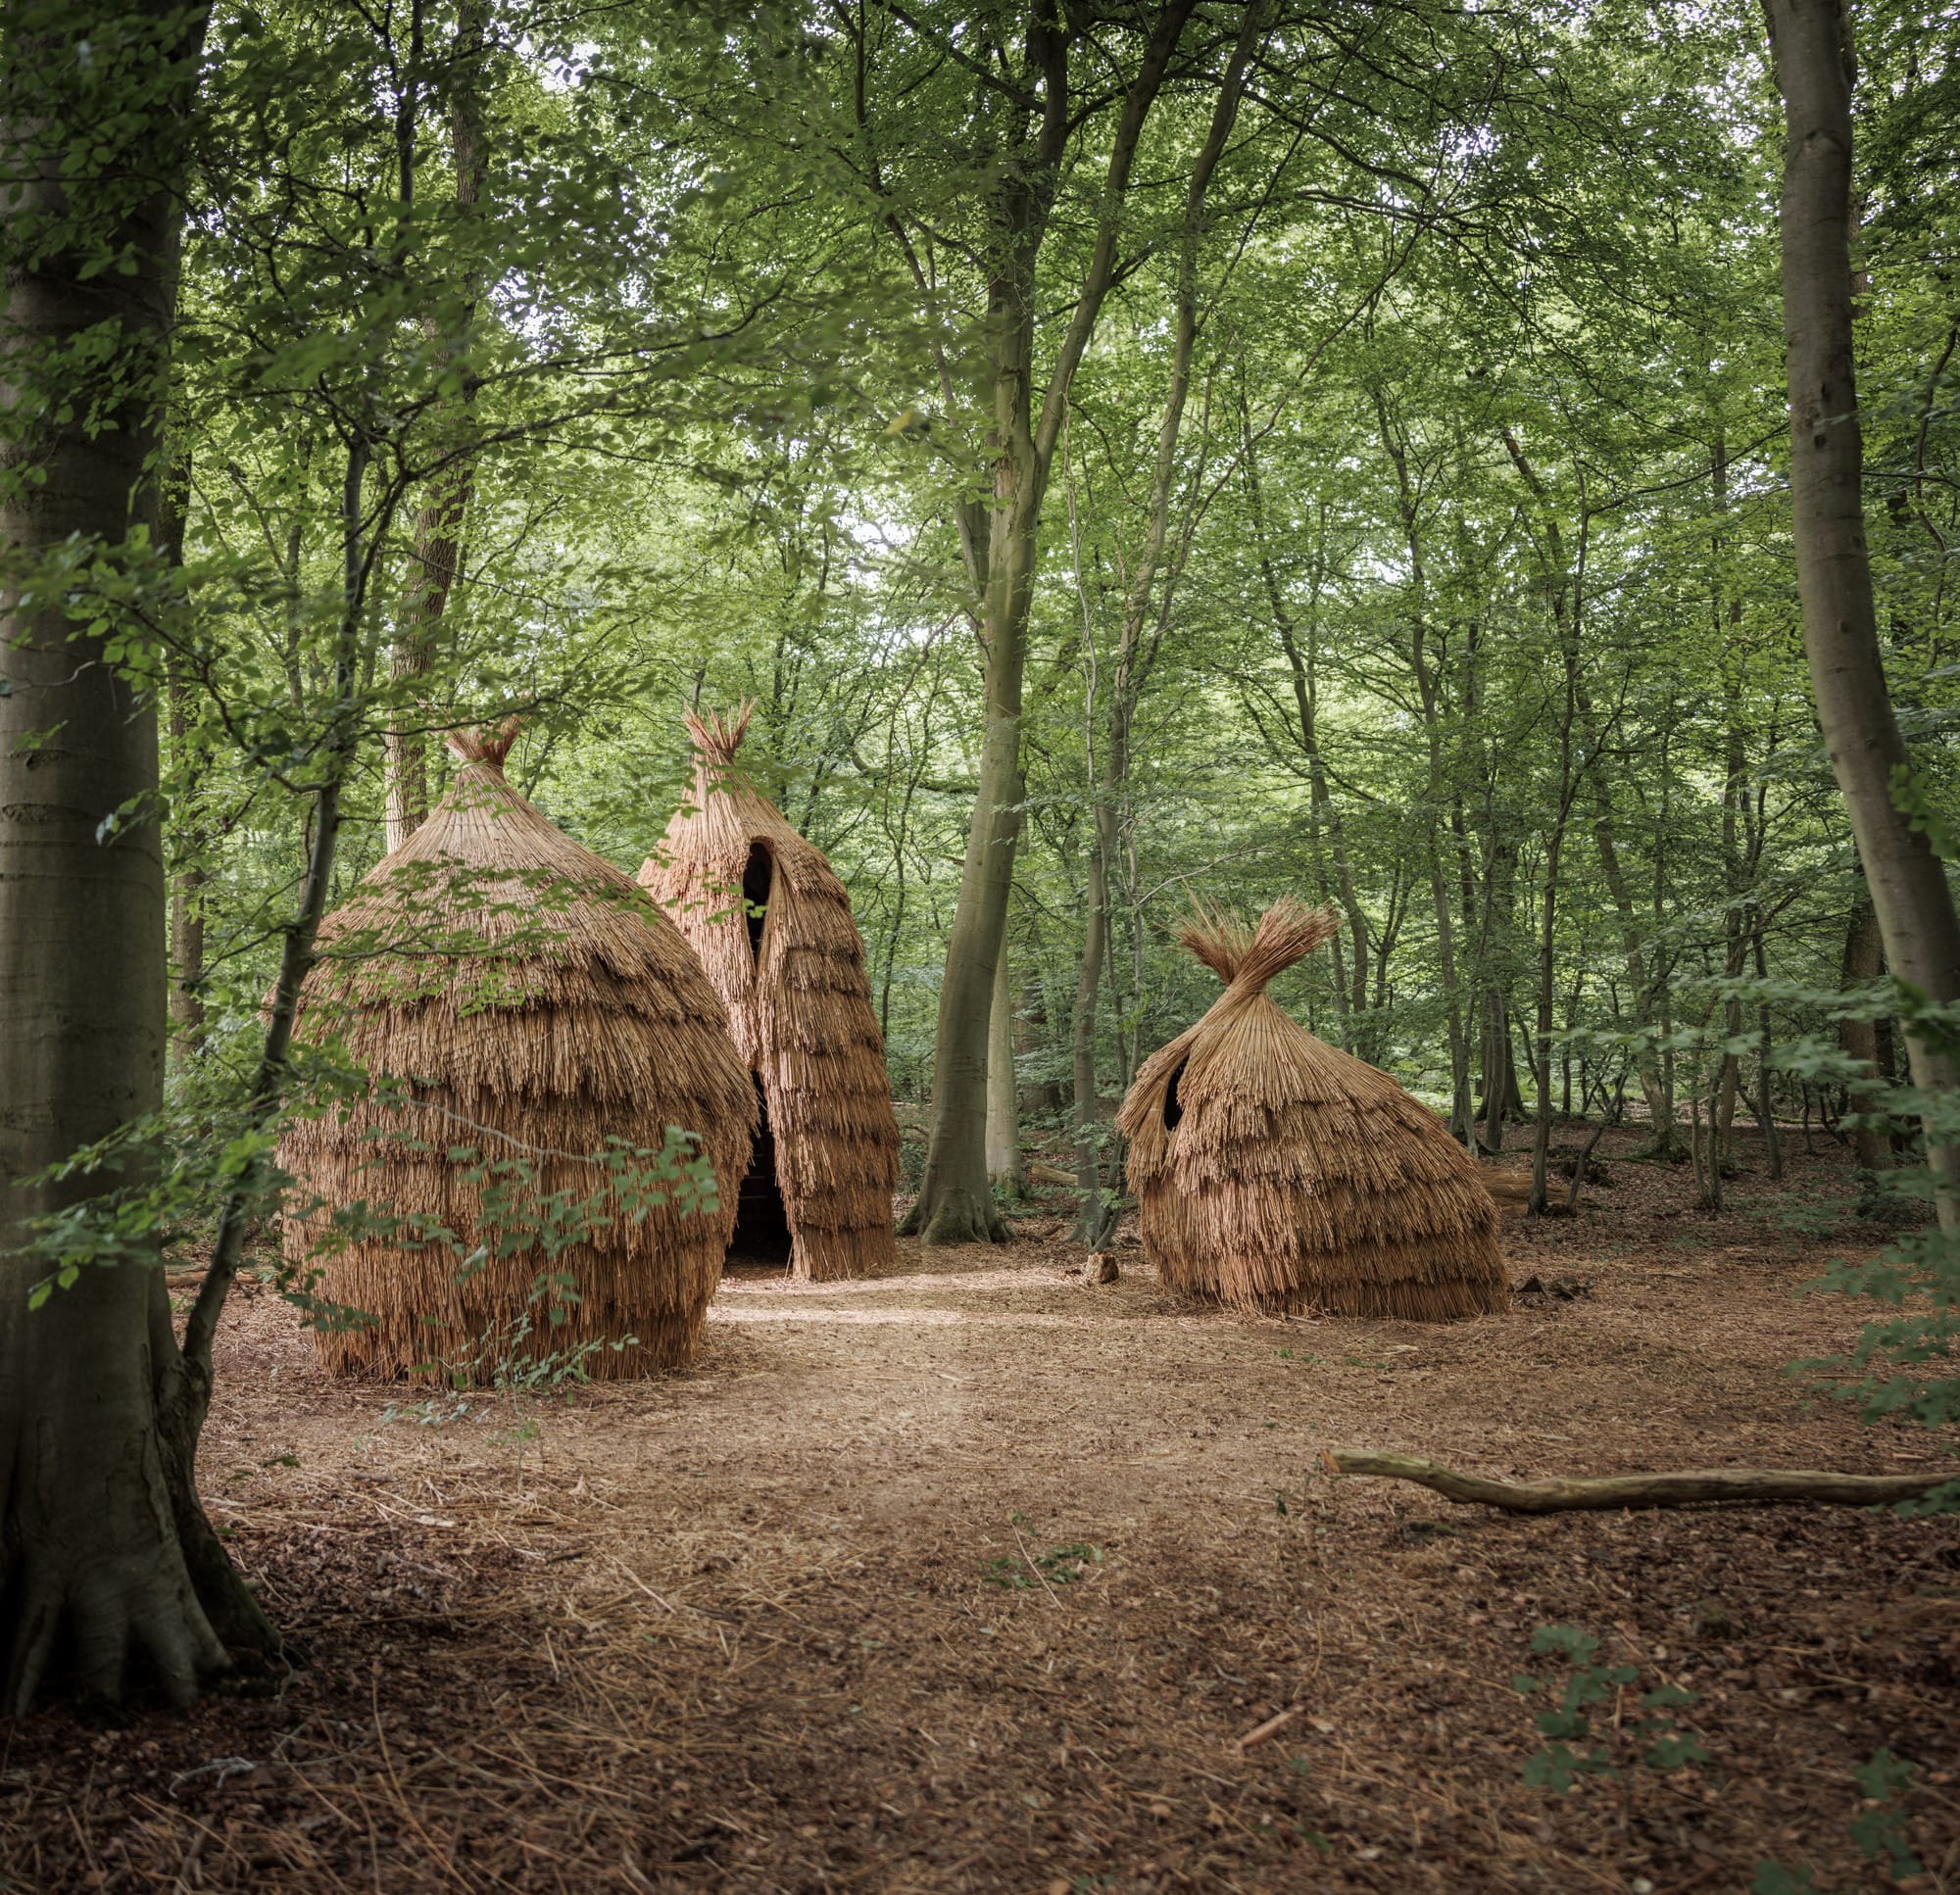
xmin=1116 ymin=898 xmax=1507 ymax=1322
xmin=279 ymin=723 xmax=757 ymax=1378
xmin=639 ymin=705 xmax=900 ymax=1282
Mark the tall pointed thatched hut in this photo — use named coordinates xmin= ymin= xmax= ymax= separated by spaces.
xmin=278 ymin=721 xmax=757 ymax=1378
xmin=1116 ymin=898 xmax=1507 ymax=1321
xmin=639 ymin=705 xmax=900 ymax=1282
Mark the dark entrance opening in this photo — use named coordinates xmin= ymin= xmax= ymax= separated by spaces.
xmin=741 ymin=841 xmax=773 ymax=964
xmin=1161 ymin=1056 xmax=1189 ymax=1131
xmin=726 ymin=1073 xmax=794 ymax=1270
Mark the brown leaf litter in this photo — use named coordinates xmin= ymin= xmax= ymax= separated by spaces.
xmin=3 ymin=1128 xmax=1957 ymax=1892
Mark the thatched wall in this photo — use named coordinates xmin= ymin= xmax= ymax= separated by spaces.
xmin=278 ymin=723 xmax=756 ymax=1379
xmin=639 ymin=705 xmax=899 ymax=1283
xmin=1116 ymin=899 xmax=1507 ymax=1322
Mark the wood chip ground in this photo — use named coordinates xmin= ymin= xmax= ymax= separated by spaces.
xmin=3 ymin=1129 xmax=1957 ymax=1892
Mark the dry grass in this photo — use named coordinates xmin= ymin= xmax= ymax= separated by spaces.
xmin=3 ymin=1129 xmax=1958 ymax=1893
xmin=639 ymin=706 xmax=900 ymax=1285
xmin=278 ymin=722 xmax=757 ymax=1379
xmin=1119 ymin=899 xmax=1508 ymax=1321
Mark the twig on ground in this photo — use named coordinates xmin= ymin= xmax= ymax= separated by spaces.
xmin=1235 ymin=1707 xmax=1299 ymax=1751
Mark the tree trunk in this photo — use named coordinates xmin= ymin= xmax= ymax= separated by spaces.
xmin=385 ymin=0 xmax=489 ymax=852
xmin=0 ymin=0 xmax=262 ymax=1710
xmin=1429 ymin=847 xmax=1472 ymax=1142
xmin=1071 ymin=770 xmax=1114 ymax=1234
xmin=986 ymin=941 xmax=1022 ymax=1197
xmin=1712 ymin=433 xmax=1751 ymax=1161
xmin=160 ymin=454 xmax=207 ymax=1045
xmin=1769 ymin=0 xmax=1960 ymax=1230
xmin=904 ymin=0 xmax=1196 ymax=1244
xmin=1584 ymin=763 xmax=1678 ymax=1152
xmin=1530 ymin=639 xmax=1581 ymax=1213
xmin=1473 ymin=842 xmax=1520 ymax=1153
xmin=904 ymin=502 xmax=1034 ymax=1243
xmin=1838 ymin=892 xmax=1892 ymax=1170
xmin=1380 ymin=401 xmax=1470 ymax=1139
xmin=1493 ymin=427 xmax=1584 ymax=1214
xmin=1752 ymin=923 xmax=1786 ymax=1180
xmin=1064 ymin=12 xmax=1256 ymax=1242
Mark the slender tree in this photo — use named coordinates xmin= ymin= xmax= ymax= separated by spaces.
xmin=385 ymin=0 xmax=492 ymax=852
xmin=1768 ymin=0 xmax=1960 ymax=1229
xmin=889 ymin=0 xmax=1200 ymax=1243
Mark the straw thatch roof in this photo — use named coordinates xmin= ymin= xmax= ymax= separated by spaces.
xmin=639 ymin=705 xmax=899 ymax=1282
xmin=278 ymin=720 xmax=757 ymax=1378
xmin=1115 ymin=898 xmax=1507 ymax=1321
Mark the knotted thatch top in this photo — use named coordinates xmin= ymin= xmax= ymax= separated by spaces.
xmin=1119 ymin=899 xmax=1346 ymax=1156
xmin=1116 ymin=897 xmax=1506 ymax=1321
xmin=685 ymin=702 xmax=754 ymax=769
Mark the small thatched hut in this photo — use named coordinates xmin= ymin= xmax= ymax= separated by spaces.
xmin=279 ymin=721 xmax=757 ymax=1378
xmin=639 ymin=705 xmax=899 ymax=1282
xmin=1116 ymin=898 xmax=1507 ymax=1320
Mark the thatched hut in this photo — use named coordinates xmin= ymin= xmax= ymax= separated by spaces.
xmin=279 ymin=721 xmax=756 ymax=1378
xmin=1116 ymin=899 xmax=1507 ymax=1320
xmin=639 ymin=705 xmax=899 ymax=1282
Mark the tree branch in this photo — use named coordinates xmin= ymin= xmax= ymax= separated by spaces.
xmin=1328 ymin=1451 xmax=1956 ymax=1512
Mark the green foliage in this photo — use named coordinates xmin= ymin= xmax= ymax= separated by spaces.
xmin=1850 ymin=1750 xmax=1924 ymax=1881
xmin=981 ymin=1543 xmax=1104 ymax=1590
xmin=1512 ymin=1627 xmax=1707 ymax=1795
xmin=1751 ymin=1867 xmax=1826 ymax=1894
xmin=1752 ymin=1748 xmax=1923 ymax=1892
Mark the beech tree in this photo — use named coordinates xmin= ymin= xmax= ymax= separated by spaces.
xmin=0 ymin=0 xmax=271 ymax=1709
xmin=1767 ymin=0 xmax=1960 ymax=1231
xmin=840 ymin=0 xmax=1211 ymax=1244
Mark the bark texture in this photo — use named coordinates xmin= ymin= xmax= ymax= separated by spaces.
xmin=904 ymin=1 xmax=1196 ymax=1244
xmin=0 ymin=0 xmax=262 ymax=1709
xmin=1770 ymin=0 xmax=1960 ymax=1226
xmin=385 ymin=0 xmax=490 ymax=852
xmin=1332 ymin=1451 xmax=1954 ymax=1514
xmin=985 ymin=944 xmax=1023 ymax=1195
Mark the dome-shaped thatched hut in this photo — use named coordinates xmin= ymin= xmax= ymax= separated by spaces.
xmin=1116 ymin=898 xmax=1507 ymax=1321
xmin=279 ymin=721 xmax=757 ymax=1378
xmin=639 ymin=705 xmax=899 ymax=1282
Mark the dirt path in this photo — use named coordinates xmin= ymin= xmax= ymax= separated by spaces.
xmin=4 ymin=1132 xmax=1959 ymax=1892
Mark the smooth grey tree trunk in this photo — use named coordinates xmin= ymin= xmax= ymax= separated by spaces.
xmin=0 ymin=0 xmax=252 ymax=1709
xmin=161 ymin=457 xmax=208 ymax=1044
xmin=985 ymin=944 xmax=1022 ymax=1197
xmin=385 ymin=0 xmax=489 ymax=852
xmin=1065 ymin=7 xmax=1259 ymax=1244
xmin=1769 ymin=0 xmax=1960 ymax=1230
xmin=1838 ymin=892 xmax=1893 ymax=1172
xmin=904 ymin=1 xmax=1196 ymax=1245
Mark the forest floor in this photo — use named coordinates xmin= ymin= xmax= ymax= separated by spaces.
xmin=5 ymin=1127 xmax=1960 ymax=1894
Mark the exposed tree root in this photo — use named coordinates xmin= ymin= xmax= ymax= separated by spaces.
xmin=900 ymin=1185 xmax=1009 ymax=1245
xmin=1 ymin=1546 xmax=230 ymax=1716
xmin=1327 ymin=1450 xmax=1958 ymax=1512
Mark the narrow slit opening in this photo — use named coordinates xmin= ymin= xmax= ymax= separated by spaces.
xmin=1162 ymin=1057 xmax=1189 ymax=1132
xmin=726 ymin=1074 xmax=793 ymax=1271
xmin=741 ymin=841 xmax=772 ymax=964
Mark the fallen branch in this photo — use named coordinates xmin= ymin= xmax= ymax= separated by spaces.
xmin=1026 ymin=1160 xmax=1077 ymax=1188
xmin=1327 ymin=1451 xmax=1956 ymax=1513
